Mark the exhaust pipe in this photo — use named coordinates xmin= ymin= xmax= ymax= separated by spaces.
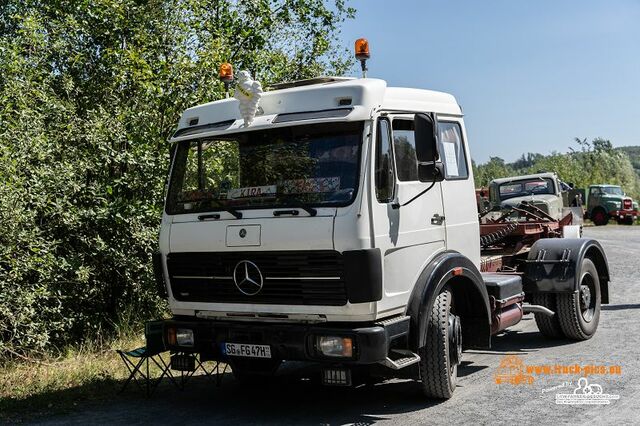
xmin=523 ymin=304 xmax=554 ymax=317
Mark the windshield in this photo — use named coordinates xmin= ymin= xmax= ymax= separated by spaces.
xmin=499 ymin=178 xmax=555 ymax=200
xmin=166 ymin=122 xmax=363 ymax=214
xmin=601 ymin=186 xmax=623 ymax=196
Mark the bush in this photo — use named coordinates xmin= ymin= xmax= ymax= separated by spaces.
xmin=0 ymin=0 xmax=354 ymax=357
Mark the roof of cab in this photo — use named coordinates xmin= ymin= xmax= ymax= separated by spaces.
xmin=173 ymin=77 xmax=461 ymax=138
xmin=490 ymin=172 xmax=558 ymax=185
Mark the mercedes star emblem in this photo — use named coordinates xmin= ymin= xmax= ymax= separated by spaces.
xmin=233 ymin=260 xmax=263 ymax=296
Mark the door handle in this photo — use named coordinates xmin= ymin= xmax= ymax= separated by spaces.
xmin=431 ymin=213 xmax=445 ymax=225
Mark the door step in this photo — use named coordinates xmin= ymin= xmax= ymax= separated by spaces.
xmin=379 ymin=349 xmax=421 ymax=370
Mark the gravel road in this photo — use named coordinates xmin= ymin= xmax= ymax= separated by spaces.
xmin=34 ymin=226 xmax=640 ymax=425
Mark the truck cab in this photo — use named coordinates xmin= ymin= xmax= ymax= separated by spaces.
xmin=586 ymin=184 xmax=638 ymax=225
xmin=161 ymin=77 xmax=478 ymax=321
xmin=151 ymin=73 xmax=610 ymax=399
xmin=487 ymin=172 xmax=565 ymax=220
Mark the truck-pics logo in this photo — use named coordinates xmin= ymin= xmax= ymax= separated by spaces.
xmin=494 ymin=355 xmax=535 ymax=385
xmin=233 ymin=260 xmax=264 ymax=296
xmin=494 ymin=355 xmax=622 ymax=386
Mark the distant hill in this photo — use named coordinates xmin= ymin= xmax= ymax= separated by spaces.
xmin=618 ymin=146 xmax=640 ymax=174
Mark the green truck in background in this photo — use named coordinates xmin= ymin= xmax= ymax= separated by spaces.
xmin=585 ymin=184 xmax=639 ymax=226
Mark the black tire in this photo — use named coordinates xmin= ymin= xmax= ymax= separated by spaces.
xmin=531 ymin=293 xmax=564 ymax=338
xmin=590 ymin=208 xmax=609 ymax=226
xmin=418 ymin=287 xmax=461 ymax=399
xmin=623 ymin=217 xmax=634 ymax=225
xmin=556 ymin=258 xmax=601 ymax=340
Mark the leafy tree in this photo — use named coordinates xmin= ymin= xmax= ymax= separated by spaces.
xmin=617 ymin=146 xmax=640 ymax=174
xmin=473 ymin=157 xmax=514 ymax=187
xmin=0 ymin=0 xmax=354 ymax=357
xmin=511 ymin=153 xmax=544 ymax=170
xmin=473 ymin=138 xmax=640 ymax=199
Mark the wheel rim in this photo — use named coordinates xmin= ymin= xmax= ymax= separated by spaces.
xmin=579 ymin=273 xmax=597 ymax=322
xmin=448 ymin=313 xmax=462 ymax=372
xmin=593 ymin=211 xmax=605 ymax=224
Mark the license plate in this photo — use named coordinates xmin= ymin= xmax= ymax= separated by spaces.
xmin=223 ymin=342 xmax=272 ymax=359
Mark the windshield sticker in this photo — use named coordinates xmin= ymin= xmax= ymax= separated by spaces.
xmin=282 ymin=177 xmax=341 ymax=194
xmin=228 ymin=185 xmax=277 ymax=199
xmin=179 ymin=189 xmax=216 ymax=202
xmin=442 ymin=142 xmax=459 ymax=177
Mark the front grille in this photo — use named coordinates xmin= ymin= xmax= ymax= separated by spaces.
xmin=623 ymin=199 xmax=632 ymax=210
xmin=167 ymin=251 xmax=346 ymax=306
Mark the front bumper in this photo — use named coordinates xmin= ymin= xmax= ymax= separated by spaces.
xmin=147 ymin=318 xmax=397 ymax=365
xmin=610 ymin=209 xmax=638 ymax=220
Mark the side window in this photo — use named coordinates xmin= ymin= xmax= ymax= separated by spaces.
xmin=375 ymin=118 xmax=395 ymax=202
xmin=438 ymin=122 xmax=468 ymax=179
xmin=392 ymin=120 xmax=418 ymax=181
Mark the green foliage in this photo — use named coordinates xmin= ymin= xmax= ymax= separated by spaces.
xmin=473 ymin=157 xmax=514 ymax=188
xmin=0 ymin=0 xmax=354 ymax=357
xmin=473 ymin=139 xmax=640 ymax=199
xmin=618 ymin=146 xmax=640 ymax=174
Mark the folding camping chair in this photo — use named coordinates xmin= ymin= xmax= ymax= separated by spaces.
xmin=117 ymin=320 xmax=179 ymax=395
xmin=118 ymin=320 xmax=231 ymax=395
xmin=117 ymin=346 xmax=180 ymax=396
xmin=170 ymin=352 xmax=230 ymax=388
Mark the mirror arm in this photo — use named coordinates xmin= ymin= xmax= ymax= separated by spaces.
xmin=392 ymin=166 xmax=441 ymax=209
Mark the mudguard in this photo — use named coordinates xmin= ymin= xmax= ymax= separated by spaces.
xmin=406 ymin=251 xmax=492 ymax=350
xmin=523 ymin=238 xmax=610 ymax=303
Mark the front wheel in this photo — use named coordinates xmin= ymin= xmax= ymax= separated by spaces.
xmin=591 ymin=208 xmax=609 ymax=226
xmin=418 ymin=287 xmax=461 ymax=399
xmin=556 ymin=258 xmax=601 ymax=340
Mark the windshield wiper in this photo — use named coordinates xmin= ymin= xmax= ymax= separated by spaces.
xmin=278 ymin=197 xmax=317 ymax=217
xmin=209 ymin=199 xmax=243 ymax=219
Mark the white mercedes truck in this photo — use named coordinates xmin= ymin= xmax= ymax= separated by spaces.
xmin=149 ymin=44 xmax=610 ymax=399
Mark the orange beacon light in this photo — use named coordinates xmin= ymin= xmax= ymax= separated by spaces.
xmin=354 ymin=38 xmax=370 ymax=77
xmin=219 ymin=62 xmax=234 ymax=97
xmin=219 ymin=62 xmax=234 ymax=82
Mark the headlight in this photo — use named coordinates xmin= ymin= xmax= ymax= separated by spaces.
xmin=613 ymin=202 xmax=621 ymax=209
xmin=316 ymin=336 xmax=353 ymax=358
xmin=176 ymin=328 xmax=194 ymax=347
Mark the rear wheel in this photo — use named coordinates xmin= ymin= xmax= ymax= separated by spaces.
xmin=418 ymin=287 xmax=461 ymax=399
xmin=531 ymin=293 xmax=564 ymax=338
xmin=556 ymin=258 xmax=601 ymax=340
xmin=591 ymin=208 xmax=609 ymax=226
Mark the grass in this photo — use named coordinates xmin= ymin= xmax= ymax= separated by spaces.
xmin=0 ymin=317 xmax=164 ymax=422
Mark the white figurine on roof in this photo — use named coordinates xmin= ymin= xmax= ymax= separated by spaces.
xmin=234 ymin=71 xmax=263 ymax=126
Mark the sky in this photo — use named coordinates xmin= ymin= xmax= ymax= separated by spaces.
xmin=339 ymin=0 xmax=640 ymax=163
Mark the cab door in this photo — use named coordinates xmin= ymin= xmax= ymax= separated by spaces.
xmin=436 ymin=118 xmax=480 ymax=266
xmin=370 ymin=115 xmax=446 ymax=316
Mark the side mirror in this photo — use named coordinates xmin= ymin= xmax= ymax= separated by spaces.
xmin=414 ymin=113 xmax=442 ymax=182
